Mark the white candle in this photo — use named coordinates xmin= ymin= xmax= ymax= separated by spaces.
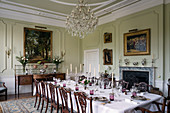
xmin=152 ymin=54 xmax=154 ymax=59
xmin=94 ymin=68 xmax=96 ymax=77
xmin=98 ymin=64 xmax=100 ymax=73
xmin=80 ymin=64 xmax=82 ymax=72
xmin=89 ymin=64 xmax=91 ymax=72
xmin=66 ymin=69 xmax=69 ymax=75
xmin=75 ymin=67 xmax=77 ymax=74
xmin=70 ymin=64 xmax=72 ymax=72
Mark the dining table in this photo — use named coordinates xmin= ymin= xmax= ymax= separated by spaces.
xmin=34 ymin=79 xmax=163 ymax=113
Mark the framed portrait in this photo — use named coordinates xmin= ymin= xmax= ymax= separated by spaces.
xmin=104 ymin=32 xmax=112 ymax=43
xmin=124 ymin=29 xmax=150 ymax=56
xmin=103 ymin=49 xmax=113 ymax=65
xmin=24 ymin=27 xmax=53 ymax=63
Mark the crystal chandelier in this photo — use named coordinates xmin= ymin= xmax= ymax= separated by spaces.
xmin=66 ymin=0 xmax=98 ymax=39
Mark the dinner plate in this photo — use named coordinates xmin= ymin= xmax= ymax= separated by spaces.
xmin=93 ymin=97 xmax=108 ymax=102
xmin=131 ymin=96 xmax=147 ymax=100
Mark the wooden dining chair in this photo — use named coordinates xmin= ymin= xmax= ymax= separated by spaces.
xmin=74 ymin=92 xmax=93 ymax=113
xmin=59 ymin=87 xmax=73 ymax=113
xmin=34 ymin=79 xmax=42 ymax=109
xmin=49 ymin=83 xmax=61 ymax=113
xmin=40 ymin=81 xmax=50 ymax=113
xmin=135 ymin=97 xmax=167 ymax=113
xmin=115 ymin=79 xmax=129 ymax=89
xmin=0 ymin=82 xmax=7 ymax=100
xmin=134 ymin=82 xmax=149 ymax=92
xmin=167 ymin=100 xmax=170 ymax=113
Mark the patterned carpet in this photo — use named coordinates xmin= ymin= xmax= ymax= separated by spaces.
xmin=0 ymin=97 xmax=53 ymax=113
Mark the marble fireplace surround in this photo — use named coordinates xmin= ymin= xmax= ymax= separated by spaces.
xmin=119 ymin=66 xmax=155 ymax=86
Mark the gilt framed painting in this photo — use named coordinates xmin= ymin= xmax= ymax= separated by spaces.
xmin=104 ymin=32 xmax=112 ymax=43
xmin=103 ymin=49 xmax=113 ymax=65
xmin=124 ymin=29 xmax=150 ymax=56
xmin=24 ymin=27 xmax=52 ymax=63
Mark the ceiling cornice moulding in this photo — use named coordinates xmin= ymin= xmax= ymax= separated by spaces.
xmin=98 ymin=0 xmax=163 ymax=25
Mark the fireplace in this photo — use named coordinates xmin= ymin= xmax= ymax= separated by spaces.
xmin=119 ymin=67 xmax=155 ymax=89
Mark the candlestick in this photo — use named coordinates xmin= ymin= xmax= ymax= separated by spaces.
xmin=75 ymin=67 xmax=77 ymax=74
xmin=70 ymin=64 xmax=72 ymax=72
xmin=66 ymin=69 xmax=68 ymax=75
xmin=112 ymin=72 xmax=113 ymax=83
xmin=94 ymin=68 xmax=96 ymax=77
xmin=89 ymin=64 xmax=91 ymax=73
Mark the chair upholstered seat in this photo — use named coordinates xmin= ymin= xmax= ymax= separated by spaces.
xmin=0 ymin=87 xmax=7 ymax=91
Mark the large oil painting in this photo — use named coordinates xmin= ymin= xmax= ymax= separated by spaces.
xmin=124 ymin=29 xmax=150 ymax=56
xmin=24 ymin=28 xmax=52 ymax=63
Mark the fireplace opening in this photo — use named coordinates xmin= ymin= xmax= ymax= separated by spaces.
xmin=123 ymin=71 xmax=149 ymax=90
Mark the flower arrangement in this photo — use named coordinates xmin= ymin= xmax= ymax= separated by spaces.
xmin=16 ymin=56 xmax=29 ymax=66
xmin=52 ymin=56 xmax=64 ymax=65
xmin=16 ymin=55 xmax=29 ymax=73
xmin=80 ymin=79 xmax=90 ymax=86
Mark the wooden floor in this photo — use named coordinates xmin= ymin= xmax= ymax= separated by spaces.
xmin=0 ymin=93 xmax=33 ymax=102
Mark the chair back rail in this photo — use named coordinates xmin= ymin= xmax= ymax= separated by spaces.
xmin=59 ymin=87 xmax=73 ymax=113
xmin=49 ymin=83 xmax=60 ymax=113
xmin=74 ymin=92 xmax=93 ymax=113
xmin=115 ymin=79 xmax=129 ymax=89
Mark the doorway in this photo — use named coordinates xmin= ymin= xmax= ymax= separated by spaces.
xmin=84 ymin=49 xmax=99 ymax=77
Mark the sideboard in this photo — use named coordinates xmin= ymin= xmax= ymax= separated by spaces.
xmin=15 ymin=73 xmax=65 ymax=97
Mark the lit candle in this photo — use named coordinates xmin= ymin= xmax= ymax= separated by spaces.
xmin=75 ymin=67 xmax=77 ymax=74
xmin=89 ymin=64 xmax=91 ymax=72
xmin=98 ymin=64 xmax=100 ymax=73
xmin=66 ymin=69 xmax=68 ymax=75
xmin=94 ymin=68 xmax=96 ymax=77
xmin=70 ymin=64 xmax=72 ymax=72
xmin=80 ymin=64 xmax=82 ymax=72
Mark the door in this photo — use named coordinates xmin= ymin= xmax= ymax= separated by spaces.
xmin=84 ymin=49 xmax=99 ymax=77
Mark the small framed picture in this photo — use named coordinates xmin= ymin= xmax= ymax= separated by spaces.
xmin=124 ymin=29 xmax=150 ymax=56
xmin=103 ymin=49 xmax=113 ymax=65
xmin=104 ymin=32 xmax=112 ymax=43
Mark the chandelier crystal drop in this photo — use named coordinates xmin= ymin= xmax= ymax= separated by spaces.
xmin=66 ymin=0 xmax=98 ymax=39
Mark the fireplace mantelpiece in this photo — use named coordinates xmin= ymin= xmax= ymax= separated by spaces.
xmin=119 ymin=67 xmax=155 ymax=86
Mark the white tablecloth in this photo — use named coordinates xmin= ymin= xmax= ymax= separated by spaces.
xmin=34 ymin=80 xmax=162 ymax=113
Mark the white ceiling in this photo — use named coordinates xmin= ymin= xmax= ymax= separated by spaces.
xmin=0 ymin=0 xmax=167 ymax=27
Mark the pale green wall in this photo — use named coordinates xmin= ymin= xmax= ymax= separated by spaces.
xmin=0 ymin=18 xmax=80 ymax=94
xmin=81 ymin=4 xmax=168 ymax=95
xmin=0 ymin=3 xmax=169 ymax=95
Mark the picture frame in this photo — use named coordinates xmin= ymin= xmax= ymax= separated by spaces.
xmin=124 ymin=29 xmax=150 ymax=56
xmin=104 ymin=32 xmax=112 ymax=43
xmin=103 ymin=49 xmax=113 ymax=65
xmin=24 ymin=27 xmax=53 ymax=63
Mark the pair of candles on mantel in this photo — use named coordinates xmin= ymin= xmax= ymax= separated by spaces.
xmin=66 ymin=64 xmax=82 ymax=75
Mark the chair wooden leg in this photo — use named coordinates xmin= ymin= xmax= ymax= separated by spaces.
xmin=37 ymin=97 xmax=41 ymax=110
xmin=40 ymin=99 xmax=44 ymax=113
xmin=5 ymin=89 xmax=7 ymax=100
xmin=45 ymin=99 xmax=49 ymax=113
xmin=34 ymin=95 xmax=38 ymax=108
xmin=51 ymin=105 xmax=53 ymax=113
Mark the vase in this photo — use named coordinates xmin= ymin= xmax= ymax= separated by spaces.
xmin=56 ymin=64 xmax=59 ymax=72
xmin=22 ymin=64 xmax=26 ymax=73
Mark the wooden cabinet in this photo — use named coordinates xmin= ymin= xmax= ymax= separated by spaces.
xmin=15 ymin=73 xmax=65 ymax=98
xmin=15 ymin=75 xmax=33 ymax=97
